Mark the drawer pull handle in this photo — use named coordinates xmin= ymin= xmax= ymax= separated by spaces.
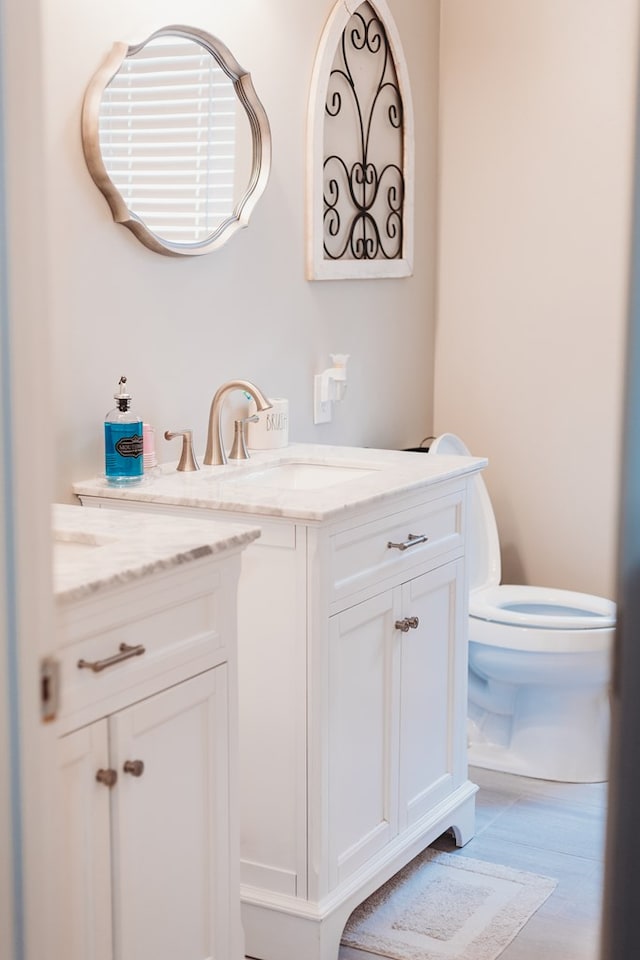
xmin=387 ymin=533 xmax=429 ymax=552
xmin=78 ymin=642 xmax=146 ymax=673
xmin=395 ymin=617 xmax=420 ymax=633
xmin=96 ymin=768 xmax=118 ymax=788
xmin=123 ymin=759 xmax=145 ymax=777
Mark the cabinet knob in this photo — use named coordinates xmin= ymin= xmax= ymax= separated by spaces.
xmin=123 ymin=759 xmax=145 ymax=777
xmin=395 ymin=616 xmax=420 ymax=633
xmin=96 ymin=768 xmax=118 ymax=788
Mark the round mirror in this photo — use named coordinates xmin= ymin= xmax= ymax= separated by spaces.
xmin=81 ymin=25 xmax=271 ymax=256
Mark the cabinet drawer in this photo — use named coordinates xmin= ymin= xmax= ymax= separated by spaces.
xmin=329 ymin=490 xmax=464 ymax=601
xmin=56 ymin=566 xmax=225 ymax=726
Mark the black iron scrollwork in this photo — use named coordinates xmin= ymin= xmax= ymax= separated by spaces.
xmin=323 ymin=2 xmax=404 ymax=261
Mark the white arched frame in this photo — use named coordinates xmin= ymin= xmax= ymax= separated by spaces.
xmin=306 ymin=0 xmax=415 ymax=280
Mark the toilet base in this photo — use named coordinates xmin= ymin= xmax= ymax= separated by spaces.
xmin=467 ymin=684 xmax=610 ymax=783
xmin=467 ymin=740 xmax=606 ymax=783
xmin=467 ymin=634 xmax=612 ymax=783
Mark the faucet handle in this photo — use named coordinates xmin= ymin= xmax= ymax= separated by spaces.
xmin=228 ymin=415 xmax=259 ymax=461
xmin=164 ymin=429 xmax=200 ymax=472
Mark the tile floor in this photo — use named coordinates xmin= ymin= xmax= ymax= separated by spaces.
xmin=339 ymin=765 xmax=607 ymax=960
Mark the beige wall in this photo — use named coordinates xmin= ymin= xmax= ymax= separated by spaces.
xmin=39 ymin=0 xmax=440 ymax=503
xmin=435 ymin=0 xmax=639 ymax=597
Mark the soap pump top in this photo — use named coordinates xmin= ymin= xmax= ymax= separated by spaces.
xmin=113 ymin=375 xmax=132 ymax=411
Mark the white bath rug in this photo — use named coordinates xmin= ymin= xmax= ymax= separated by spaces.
xmin=341 ymin=848 xmax=557 ymax=960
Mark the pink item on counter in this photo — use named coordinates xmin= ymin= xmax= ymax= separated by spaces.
xmin=143 ymin=422 xmax=157 ymax=469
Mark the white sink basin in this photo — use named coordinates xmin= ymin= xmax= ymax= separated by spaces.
xmin=228 ymin=461 xmax=378 ymax=491
xmin=53 ymin=530 xmax=118 ymax=563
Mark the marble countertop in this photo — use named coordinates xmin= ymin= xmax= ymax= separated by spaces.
xmin=53 ymin=503 xmax=260 ymax=604
xmin=71 ymin=442 xmax=486 ymax=523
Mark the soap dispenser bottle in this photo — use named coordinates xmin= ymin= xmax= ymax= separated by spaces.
xmin=104 ymin=376 xmax=143 ymax=484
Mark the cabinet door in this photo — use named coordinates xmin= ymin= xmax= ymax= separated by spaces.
xmin=327 ymin=590 xmax=400 ymax=890
xmin=57 ymin=722 xmax=113 ymax=960
xmin=398 ymin=559 xmax=465 ymax=831
xmin=110 ymin=668 xmax=238 ymax=960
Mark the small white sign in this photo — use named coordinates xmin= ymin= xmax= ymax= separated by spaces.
xmin=247 ymin=397 xmax=289 ymax=449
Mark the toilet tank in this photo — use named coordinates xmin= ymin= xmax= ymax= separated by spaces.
xmin=428 ymin=433 xmax=501 ymax=592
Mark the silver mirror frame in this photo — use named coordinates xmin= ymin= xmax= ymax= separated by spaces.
xmin=81 ymin=24 xmax=272 ymax=257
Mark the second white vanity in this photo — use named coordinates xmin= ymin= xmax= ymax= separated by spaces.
xmin=73 ymin=443 xmax=486 ymax=960
xmin=52 ymin=504 xmax=259 ymax=960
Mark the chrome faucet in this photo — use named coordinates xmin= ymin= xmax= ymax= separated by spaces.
xmin=203 ymin=379 xmax=272 ymax=466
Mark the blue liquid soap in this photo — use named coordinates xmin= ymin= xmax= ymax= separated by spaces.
xmin=104 ymin=376 xmax=143 ymax=485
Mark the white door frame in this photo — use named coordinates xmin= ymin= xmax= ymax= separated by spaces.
xmin=0 ymin=0 xmax=56 ymax=956
xmin=0 ymin=59 xmax=20 ymax=960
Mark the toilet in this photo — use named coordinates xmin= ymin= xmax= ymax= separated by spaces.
xmin=429 ymin=433 xmax=615 ymax=783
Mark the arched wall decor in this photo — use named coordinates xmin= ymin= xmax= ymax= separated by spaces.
xmin=306 ymin=0 xmax=414 ymax=280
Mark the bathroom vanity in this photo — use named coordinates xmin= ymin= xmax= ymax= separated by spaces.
xmin=51 ymin=504 xmax=259 ymax=960
xmin=73 ymin=443 xmax=486 ymax=960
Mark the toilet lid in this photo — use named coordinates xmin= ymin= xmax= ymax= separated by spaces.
xmin=429 ymin=433 xmax=501 ymax=591
xmin=470 ymin=584 xmax=616 ymax=630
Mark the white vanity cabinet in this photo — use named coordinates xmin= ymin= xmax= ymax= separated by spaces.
xmin=326 ymin=558 xmax=465 ymax=891
xmin=75 ymin=456 xmax=480 ymax=960
xmin=52 ymin=507 xmax=259 ymax=960
xmin=57 ymin=667 xmax=230 ymax=960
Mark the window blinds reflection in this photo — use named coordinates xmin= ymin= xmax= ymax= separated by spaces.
xmin=98 ymin=37 xmax=237 ymax=243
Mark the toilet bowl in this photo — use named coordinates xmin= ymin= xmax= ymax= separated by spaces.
xmin=429 ymin=433 xmax=615 ymax=783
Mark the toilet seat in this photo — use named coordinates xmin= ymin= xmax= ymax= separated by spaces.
xmin=470 ymin=584 xmax=616 ymax=631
